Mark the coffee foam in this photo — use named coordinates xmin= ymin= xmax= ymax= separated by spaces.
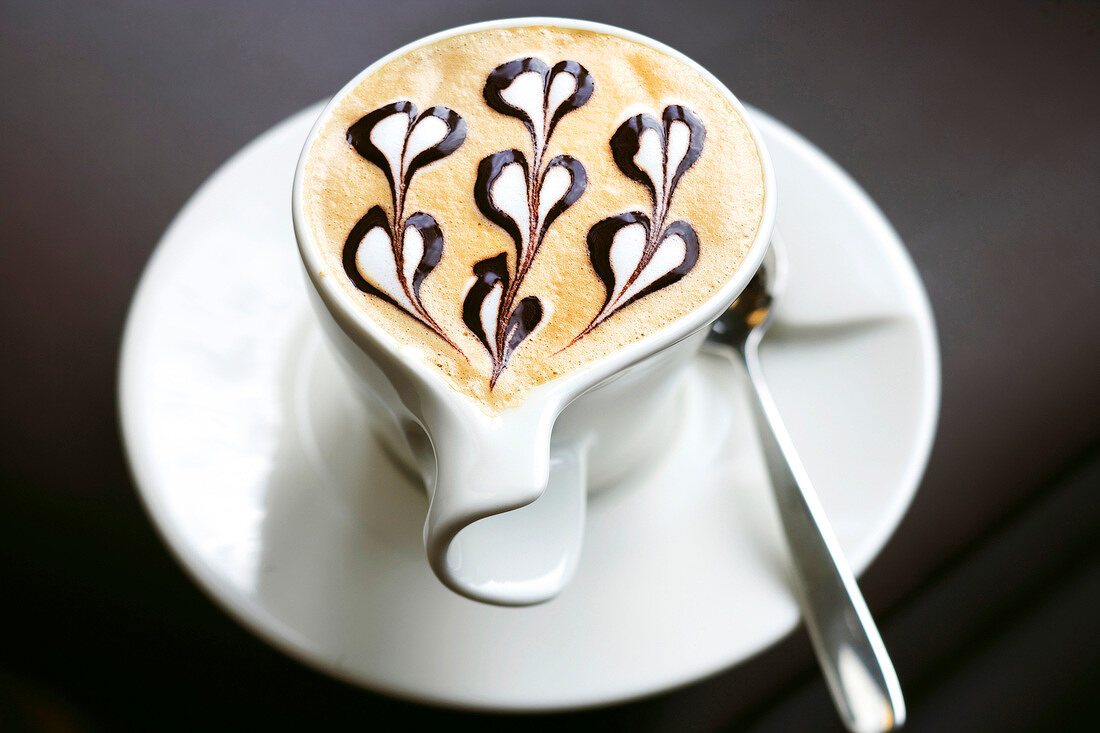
xmin=302 ymin=25 xmax=765 ymax=413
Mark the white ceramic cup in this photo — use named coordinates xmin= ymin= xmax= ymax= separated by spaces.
xmin=292 ymin=17 xmax=776 ymax=605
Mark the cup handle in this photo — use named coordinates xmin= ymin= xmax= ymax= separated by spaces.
xmin=424 ymin=439 xmax=588 ymax=606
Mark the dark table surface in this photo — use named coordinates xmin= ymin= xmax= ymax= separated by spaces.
xmin=2 ymin=1 xmax=1097 ymax=730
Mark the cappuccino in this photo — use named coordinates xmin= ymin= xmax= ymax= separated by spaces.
xmin=301 ymin=24 xmax=765 ymax=413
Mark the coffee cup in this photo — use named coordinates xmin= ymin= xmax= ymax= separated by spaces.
xmin=292 ymin=17 xmax=776 ymax=605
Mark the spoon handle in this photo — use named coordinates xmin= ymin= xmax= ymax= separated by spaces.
xmin=739 ymin=337 xmax=906 ymax=733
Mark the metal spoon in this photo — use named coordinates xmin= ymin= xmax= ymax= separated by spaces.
xmin=707 ymin=234 xmax=906 ymax=732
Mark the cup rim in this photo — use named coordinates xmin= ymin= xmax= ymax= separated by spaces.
xmin=291 ymin=16 xmax=777 ymax=423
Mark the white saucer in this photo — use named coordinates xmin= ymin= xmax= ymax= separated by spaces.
xmin=118 ymin=103 xmax=939 ymax=711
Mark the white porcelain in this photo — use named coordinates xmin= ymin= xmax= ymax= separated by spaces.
xmin=118 ymin=102 xmax=938 ymax=710
xmin=291 ymin=18 xmax=777 ymax=605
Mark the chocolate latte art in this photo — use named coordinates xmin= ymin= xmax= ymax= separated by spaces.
xmin=301 ymin=25 xmax=765 ymax=412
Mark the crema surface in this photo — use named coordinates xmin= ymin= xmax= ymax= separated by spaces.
xmin=302 ymin=25 xmax=765 ymax=412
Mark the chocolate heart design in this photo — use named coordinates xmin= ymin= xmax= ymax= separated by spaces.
xmin=585 ymin=213 xmax=699 ymax=323
xmin=576 ymin=105 xmax=706 ymax=340
xmin=466 ymin=57 xmax=590 ymax=386
xmin=341 ymin=102 xmax=466 ymax=352
xmin=484 ymin=58 xmax=593 ymax=148
xmin=462 ymin=253 xmax=543 ymax=385
xmin=347 ymin=101 xmax=466 ymax=208
xmin=609 ymin=106 xmax=705 ymax=213
xmin=342 ymin=204 xmax=452 ymax=341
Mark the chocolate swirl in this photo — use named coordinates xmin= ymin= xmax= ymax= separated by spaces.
xmin=463 ymin=58 xmax=591 ymax=385
xmin=342 ymin=101 xmax=466 ymax=350
xmin=574 ymin=105 xmax=705 ymax=342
